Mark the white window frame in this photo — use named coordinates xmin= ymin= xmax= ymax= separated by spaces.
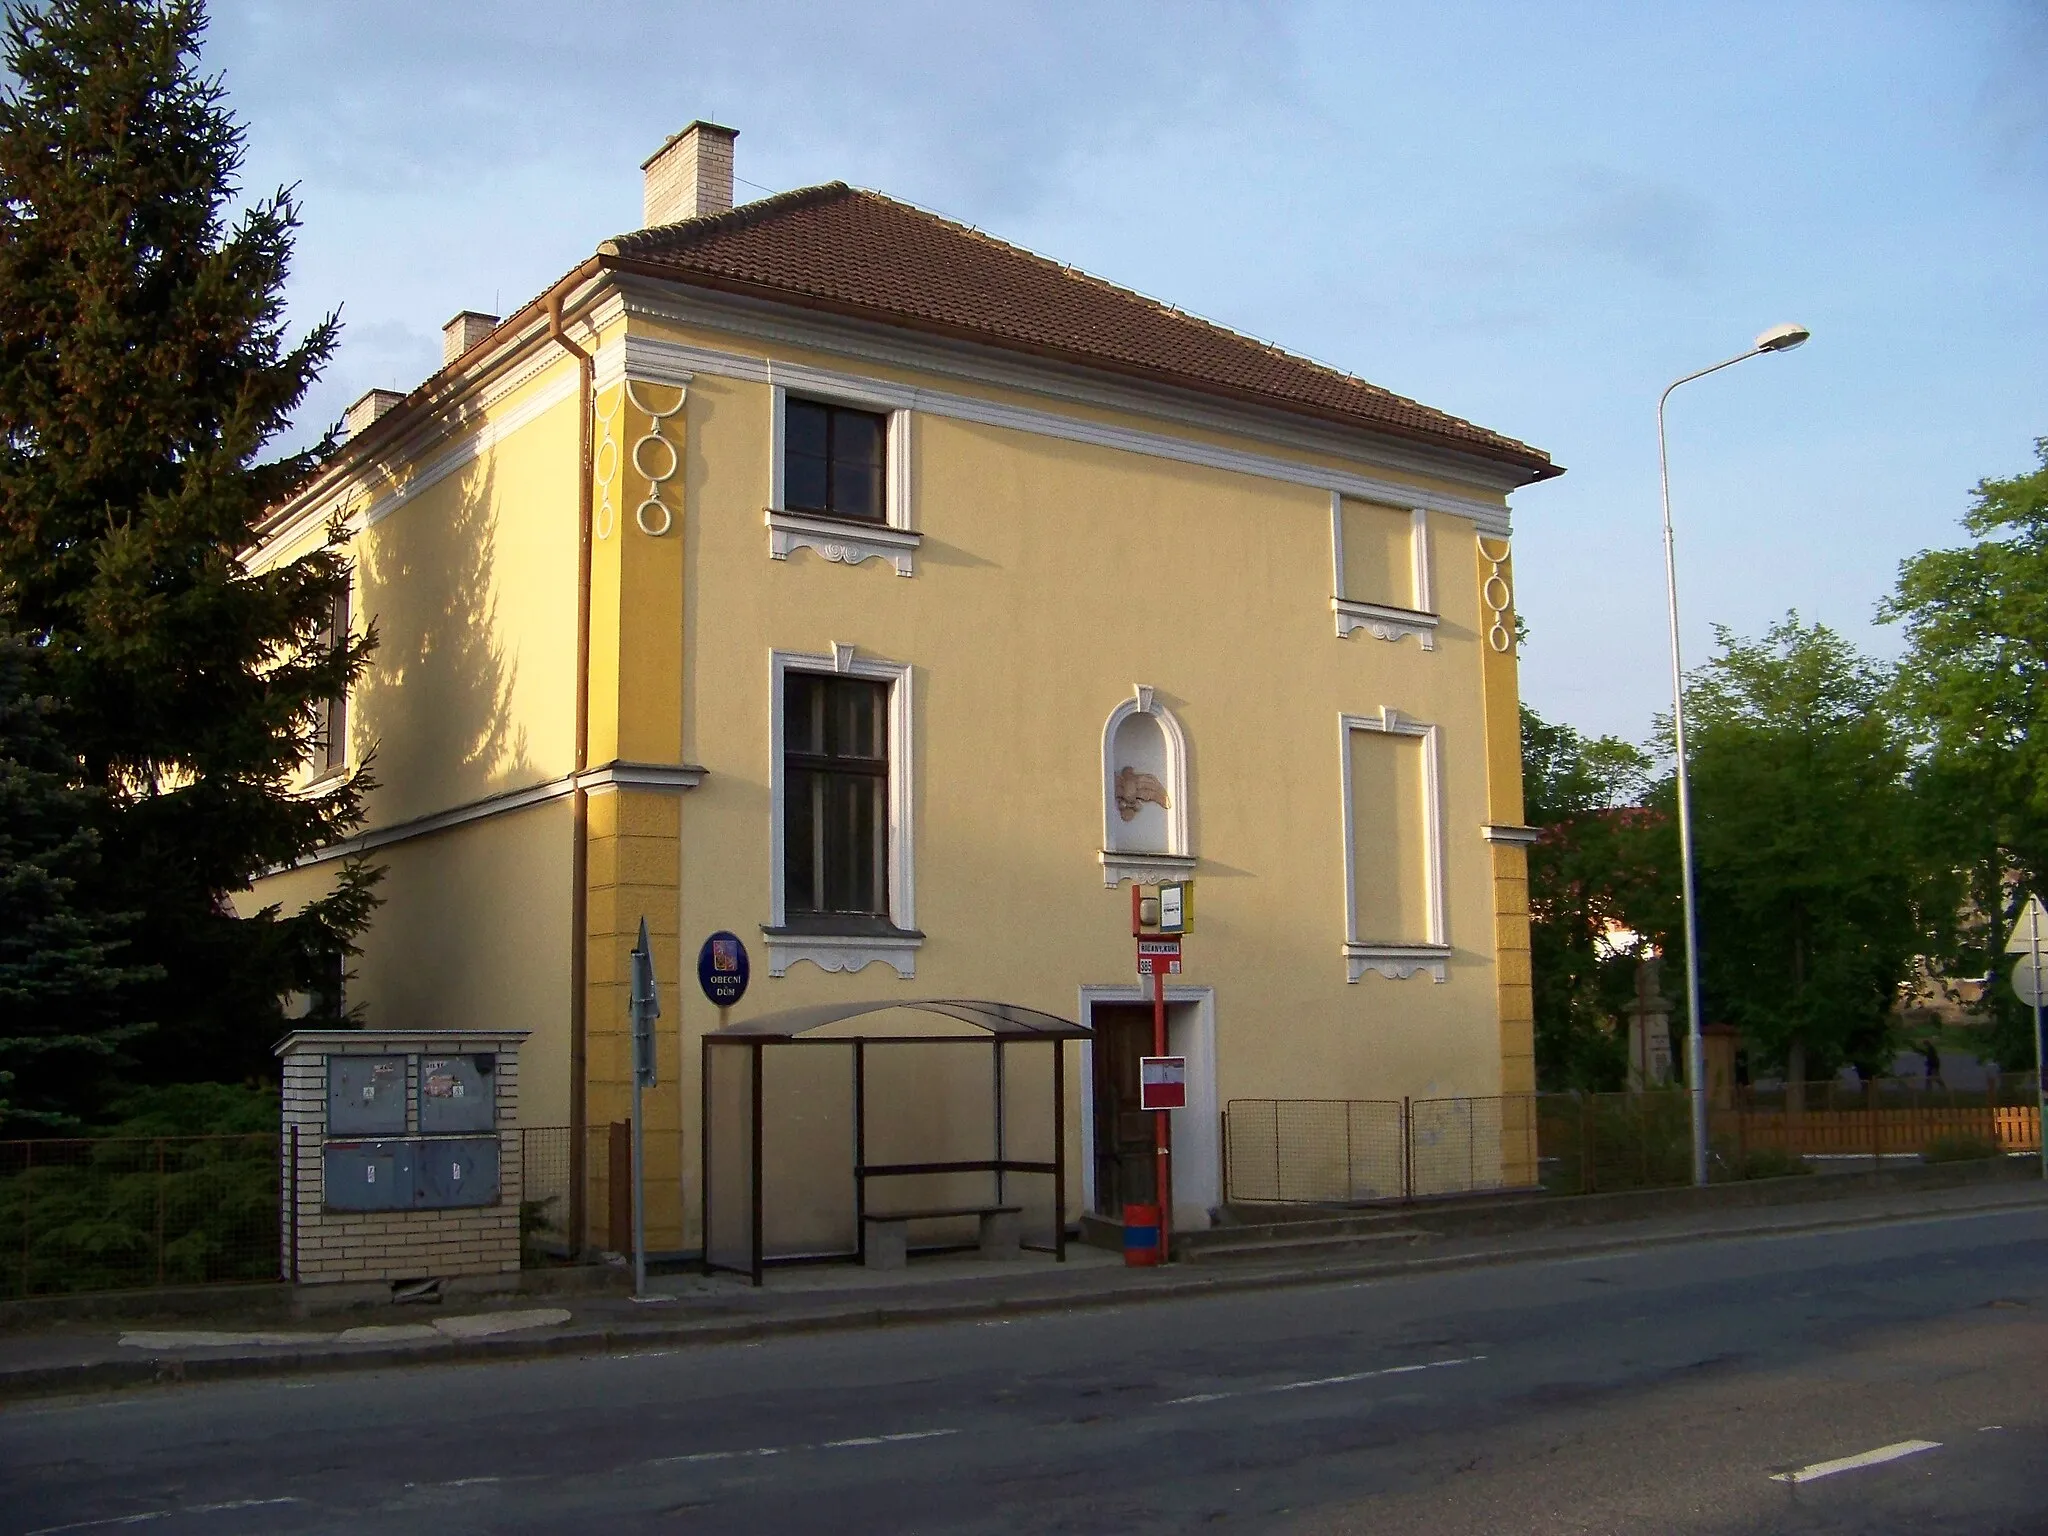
xmin=766 ymin=363 xmax=920 ymax=576
xmin=1098 ymin=684 xmax=1195 ymax=888
xmin=1339 ymin=707 xmax=1449 ymax=983
xmin=766 ymin=643 xmax=920 ymax=979
xmin=1330 ymin=493 xmax=1438 ymax=648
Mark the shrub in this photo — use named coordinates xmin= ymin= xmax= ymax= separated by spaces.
xmin=1728 ymin=1147 xmax=1810 ymax=1181
xmin=1922 ymin=1134 xmax=2000 ymax=1164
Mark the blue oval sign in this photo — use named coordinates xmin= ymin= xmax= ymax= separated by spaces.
xmin=697 ymin=931 xmax=750 ymax=1008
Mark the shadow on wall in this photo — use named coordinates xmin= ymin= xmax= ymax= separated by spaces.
xmin=355 ymin=457 xmax=537 ymax=816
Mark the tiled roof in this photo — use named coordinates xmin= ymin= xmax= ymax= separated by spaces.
xmin=599 ymin=185 xmax=1555 ymax=480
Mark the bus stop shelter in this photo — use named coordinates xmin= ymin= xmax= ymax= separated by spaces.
xmin=700 ymin=1000 xmax=1089 ymax=1285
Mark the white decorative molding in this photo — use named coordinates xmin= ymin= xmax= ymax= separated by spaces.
xmin=608 ymin=301 xmax=1523 ymax=534
xmin=1332 ymin=597 xmax=1440 ymax=647
xmin=766 ymin=370 xmax=918 ymax=576
xmin=1100 ymin=684 xmax=1193 ymax=887
xmin=579 ymin=760 xmax=708 ymax=794
xmin=275 ymin=759 xmax=706 ymax=872
xmin=1099 ymin=850 xmax=1199 ymax=887
xmin=626 ymin=378 xmax=685 ymax=537
xmin=1478 ymin=536 xmax=1515 ymax=654
xmin=768 ymin=646 xmax=917 ymax=934
xmin=1482 ymin=823 xmax=1542 ymax=846
xmin=1344 ymin=943 xmax=1452 ymax=984
xmin=763 ymin=931 xmax=922 ymax=980
xmin=593 ymin=331 xmax=698 ymax=392
xmin=1339 ymin=707 xmax=1449 ymax=983
xmin=767 ymin=509 xmax=922 ymax=576
xmin=1330 ymin=493 xmax=1440 ymax=647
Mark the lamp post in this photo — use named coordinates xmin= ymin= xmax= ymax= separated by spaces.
xmin=1659 ymin=322 xmax=1810 ymax=1186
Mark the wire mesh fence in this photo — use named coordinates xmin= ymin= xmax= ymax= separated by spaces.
xmin=518 ymin=1126 xmax=575 ymax=1263
xmin=1227 ymin=1081 xmax=2045 ymax=1207
xmin=0 ymin=1134 xmax=280 ymax=1297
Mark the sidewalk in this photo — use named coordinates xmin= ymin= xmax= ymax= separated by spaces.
xmin=4 ymin=1175 xmax=2044 ymax=1402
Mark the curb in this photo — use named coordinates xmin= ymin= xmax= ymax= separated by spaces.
xmin=6 ymin=1188 xmax=2045 ymax=1402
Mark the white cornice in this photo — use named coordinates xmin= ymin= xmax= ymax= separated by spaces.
xmin=1482 ymin=823 xmax=1542 ymax=846
xmin=612 ymin=280 xmax=1528 ymax=532
xmin=1334 ymin=597 xmax=1441 ymax=648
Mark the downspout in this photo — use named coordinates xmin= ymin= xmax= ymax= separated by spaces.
xmin=547 ymin=282 xmax=596 ymax=1256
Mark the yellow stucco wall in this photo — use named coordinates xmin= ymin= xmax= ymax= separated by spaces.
xmin=247 ymin=289 xmax=1541 ymax=1255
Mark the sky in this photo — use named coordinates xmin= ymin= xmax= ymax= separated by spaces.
xmin=201 ymin=0 xmax=2048 ymax=746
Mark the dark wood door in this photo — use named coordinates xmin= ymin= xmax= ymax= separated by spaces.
xmin=1092 ymin=1005 xmax=1158 ymax=1215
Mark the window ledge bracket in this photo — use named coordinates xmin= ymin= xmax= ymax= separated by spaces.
xmin=1345 ymin=943 xmax=1451 ymax=984
xmin=1098 ymin=850 xmax=1198 ymax=889
xmin=767 ymin=508 xmax=921 ymax=576
xmin=1333 ymin=597 xmax=1438 ymax=649
xmin=761 ymin=927 xmax=923 ymax=979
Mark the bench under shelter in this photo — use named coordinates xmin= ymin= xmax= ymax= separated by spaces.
xmin=700 ymin=999 xmax=1090 ymax=1285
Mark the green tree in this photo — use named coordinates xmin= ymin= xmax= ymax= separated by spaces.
xmin=1522 ymin=705 xmax=1663 ymax=1090
xmin=0 ymin=628 xmax=154 ymax=1129
xmin=1885 ymin=439 xmax=2048 ymax=1070
xmin=0 ymin=0 xmax=378 ymax=1091
xmin=1681 ymin=617 xmax=1923 ymax=1087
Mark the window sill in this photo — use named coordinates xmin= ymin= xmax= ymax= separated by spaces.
xmin=1333 ymin=598 xmax=1438 ymax=649
xmin=1099 ymin=850 xmax=1198 ymax=889
xmin=766 ymin=508 xmax=921 ymax=577
xmin=762 ymin=921 xmax=924 ymax=979
xmin=1345 ymin=943 xmax=1450 ymax=984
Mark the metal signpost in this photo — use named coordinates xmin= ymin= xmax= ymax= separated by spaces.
xmin=2006 ymin=893 xmax=2048 ymax=1178
xmin=628 ymin=917 xmax=660 ymax=1298
xmin=1131 ymin=882 xmax=1192 ymax=1260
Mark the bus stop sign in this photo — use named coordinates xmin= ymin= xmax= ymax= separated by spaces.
xmin=1140 ymin=1055 xmax=1187 ymax=1111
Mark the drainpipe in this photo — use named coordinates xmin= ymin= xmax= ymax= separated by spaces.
xmin=547 ymin=281 xmax=596 ymax=1257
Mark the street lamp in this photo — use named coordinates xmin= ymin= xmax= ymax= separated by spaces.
xmin=1659 ymin=323 xmax=1810 ymax=1186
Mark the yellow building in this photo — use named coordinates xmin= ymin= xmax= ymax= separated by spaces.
xmin=247 ymin=122 xmax=1559 ymax=1255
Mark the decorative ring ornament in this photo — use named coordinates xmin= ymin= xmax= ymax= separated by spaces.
xmin=626 ymin=379 xmax=685 ymax=538
xmin=1477 ymin=537 xmax=1514 ymax=653
xmin=592 ymin=388 xmax=621 ymax=541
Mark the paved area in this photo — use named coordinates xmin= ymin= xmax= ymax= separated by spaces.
xmin=4 ymin=1197 xmax=2046 ymax=1532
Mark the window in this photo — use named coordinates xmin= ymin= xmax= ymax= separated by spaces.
xmin=784 ymin=397 xmax=886 ymax=523
xmin=783 ymin=672 xmax=890 ymax=917
xmin=1339 ymin=709 xmax=1449 ymax=982
xmin=1330 ymin=494 xmax=1438 ymax=648
xmin=311 ymin=587 xmax=350 ymax=778
xmin=766 ymin=646 xmax=920 ymax=978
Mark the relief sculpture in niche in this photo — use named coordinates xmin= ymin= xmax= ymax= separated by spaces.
xmin=1114 ymin=766 xmax=1170 ymax=822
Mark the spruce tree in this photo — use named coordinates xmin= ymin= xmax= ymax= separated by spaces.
xmin=0 ymin=0 xmax=378 ymax=1091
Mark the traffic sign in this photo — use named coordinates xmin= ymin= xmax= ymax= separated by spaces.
xmin=2005 ymin=894 xmax=2048 ymax=954
xmin=2014 ymin=951 xmax=2048 ymax=1009
xmin=1137 ymin=936 xmax=1182 ymax=976
xmin=697 ymin=931 xmax=751 ymax=1008
xmin=1140 ymin=1055 xmax=1187 ymax=1111
xmin=629 ymin=917 xmax=660 ymax=1089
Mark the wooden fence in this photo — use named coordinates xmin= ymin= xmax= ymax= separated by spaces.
xmin=1720 ymin=1103 xmax=2039 ymax=1158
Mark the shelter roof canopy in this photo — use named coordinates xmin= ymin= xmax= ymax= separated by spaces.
xmin=708 ymin=998 xmax=1090 ymax=1042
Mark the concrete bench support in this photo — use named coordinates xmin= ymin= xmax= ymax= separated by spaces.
xmin=862 ymin=1205 xmax=1023 ymax=1269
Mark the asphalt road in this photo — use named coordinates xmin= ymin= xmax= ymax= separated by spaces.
xmin=6 ymin=1204 xmax=2048 ymax=1534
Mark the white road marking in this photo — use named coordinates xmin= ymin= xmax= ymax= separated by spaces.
xmin=646 ymin=1427 xmax=958 ymax=1469
xmin=1771 ymin=1440 xmax=1942 ymax=1484
xmin=1165 ymin=1354 xmax=1485 ymax=1406
xmin=24 ymin=1497 xmax=305 ymax=1534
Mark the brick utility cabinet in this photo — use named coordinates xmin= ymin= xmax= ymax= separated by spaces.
xmin=277 ymin=1029 xmax=529 ymax=1286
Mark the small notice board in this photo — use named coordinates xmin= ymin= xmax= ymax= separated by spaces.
xmin=1140 ymin=1055 xmax=1187 ymax=1111
xmin=1137 ymin=936 xmax=1182 ymax=976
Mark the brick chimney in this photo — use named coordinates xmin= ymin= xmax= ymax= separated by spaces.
xmin=641 ymin=121 xmax=737 ymax=226
xmin=442 ymin=310 xmax=500 ymax=366
xmin=343 ymin=388 xmax=406 ymax=440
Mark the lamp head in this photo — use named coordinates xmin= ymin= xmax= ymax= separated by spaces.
xmin=1755 ymin=323 xmax=1810 ymax=353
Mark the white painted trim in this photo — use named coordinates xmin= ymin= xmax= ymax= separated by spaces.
xmin=766 ymin=509 xmax=922 ymax=576
xmin=593 ymin=331 xmax=697 ymax=393
xmin=1099 ymin=684 xmax=1192 ymax=887
xmin=1331 ymin=494 xmax=1440 ymax=647
xmin=1339 ymin=708 xmax=1448 ymax=983
xmin=616 ymin=279 xmax=1536 ymax=511
xmin=1076 ymin=984 xmax=1219 ymax=1228
xmin=763 ymin=931 xmax=922 ymax=980
xmin=1332 ymin=598 xmax=1440 ymax=647
xmin=611 ymin=317 xmax=1519 ymax=537
xmin=1099 ymin=851 xmax=1199 ymax=887
xmin=273 ymin=758 xmax=703 ymax=872
xmin=768 ymin=644 xmax=917 ymax=938
xmin=1482 ymin=823 xmax=1542 ymax=847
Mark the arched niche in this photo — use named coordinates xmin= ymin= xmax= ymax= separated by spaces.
xmin=1099 ymin=685 xmax=1195 ymax=888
